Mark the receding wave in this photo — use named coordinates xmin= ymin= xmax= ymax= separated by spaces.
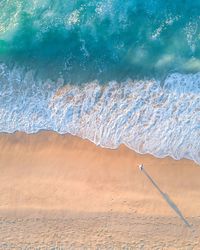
xmin=0 ymin=63 xmax=199 ymax=164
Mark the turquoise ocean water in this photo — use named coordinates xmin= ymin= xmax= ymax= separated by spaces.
xmin=0 ymin=0 xmax=200 ymax=164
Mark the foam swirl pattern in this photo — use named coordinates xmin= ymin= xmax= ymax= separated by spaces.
xmin=0 ymin=64 xmax=199 ymax=164
xmin=1 ymin=0 xmax=200 ymax=82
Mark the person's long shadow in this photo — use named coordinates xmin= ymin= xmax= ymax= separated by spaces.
xmin=139 ymin=164 xmax=191 ymax=227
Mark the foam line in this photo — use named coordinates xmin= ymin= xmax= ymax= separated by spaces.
xmin=0 ymin=64 xmax=200 ymax=165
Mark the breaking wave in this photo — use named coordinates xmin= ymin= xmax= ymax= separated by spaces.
xmin=0 ymin=63 xmax=199 ymax=164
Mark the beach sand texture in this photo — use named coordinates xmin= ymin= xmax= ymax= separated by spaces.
xmin=0 ymin=131 xmax=200 ymax=249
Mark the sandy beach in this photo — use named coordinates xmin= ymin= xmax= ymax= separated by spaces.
xmin=0 ymin=131 xmax=200 ymax=249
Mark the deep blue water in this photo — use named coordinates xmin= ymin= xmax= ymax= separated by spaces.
xmin=1 ymin=0 xmax=200 ymax=81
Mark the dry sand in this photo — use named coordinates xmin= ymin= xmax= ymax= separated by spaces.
xmin=0 ymin=131 xmax=200 ymax=249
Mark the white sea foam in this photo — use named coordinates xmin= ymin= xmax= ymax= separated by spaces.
xmin=0 ymin=64 xmax=199 ymax=165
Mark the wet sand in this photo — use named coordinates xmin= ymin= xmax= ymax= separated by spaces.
xmin=0 ymin=131 xmax=200 ymax=249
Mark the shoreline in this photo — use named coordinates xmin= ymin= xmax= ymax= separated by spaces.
xmin=1 ymin=130 xmax=199 ymax=166
xmin=0 ymin=131 xmax=200 ymax=248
